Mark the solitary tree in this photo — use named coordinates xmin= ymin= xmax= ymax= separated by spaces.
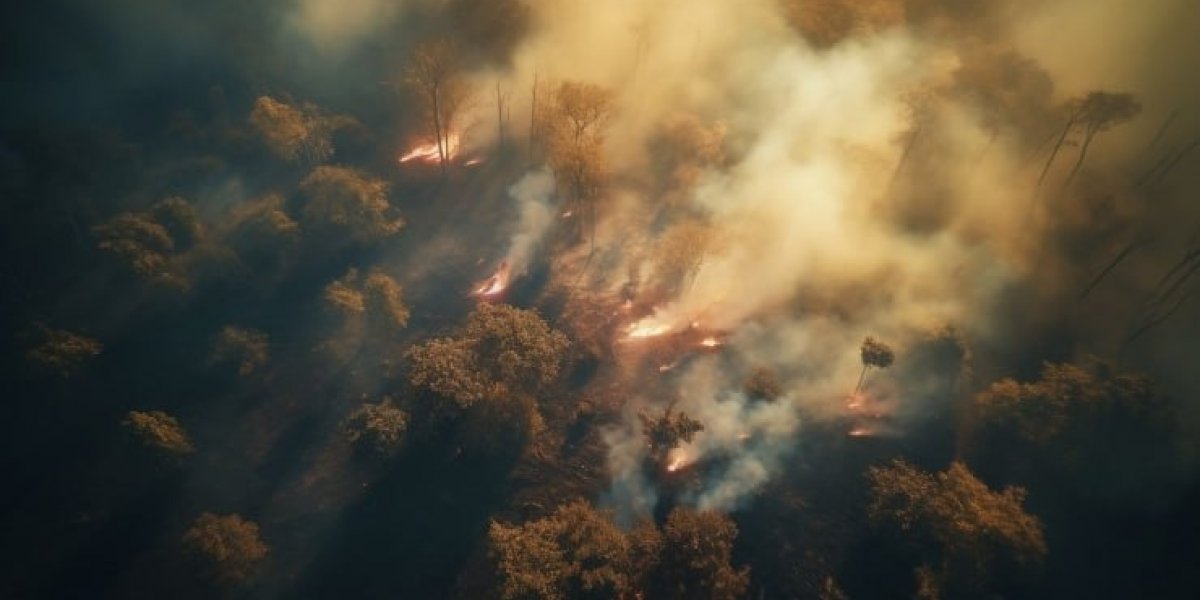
xmin=404 ymin=39 xmax=473 ymax=174
xmin=123 ymin=410 xmax=194 ymax=457
xmin=211 ymin=326 xmax=269 ymax=376
xmin=856 ymin=336 xmax=895 ymax=393
xmin=342 ymin=398 xmax=409 ymax=457
xmin=363 ymin=270 xmax=410 ymax=333
xmin=540 ymin=81 xmax=615 ymax=246
xmin=867 ymin=460 xmax=1046 ymax=598
xmin=1038 ymin=90 xmax=1141 ymax=187
xmin=639 ymin=407 xmax=704 ymax=462
xmin=27 ymin=326 xmax=102 ymax=377
xmin=323 ymin=268 xmax=367 ymax=315
xmin=182 ymin=513 xmax=269 ymax=584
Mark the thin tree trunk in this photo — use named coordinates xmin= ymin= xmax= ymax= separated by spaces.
xmin=432 ymin=85 xmax=446 ymax=176
xmin=1127 ymin=289 xmax=1195 ymax=343
xmin=1063 ymin=126 xmax=1097 ymax=187
xmin=496 ymin=82 xmax=505 ymax=146
xmin=529 ymin=72 xmax=538 ymax=165
xmin=890 ymin=122 xmax=922 ymax=184
xmin=1038 ymin=115 xmax=1076 ymax=187
xmin=1145 ymin=108 xmax=1179 ymax=152
xmin=1080 ymin=241 xmax=1136 ymax=299
xmin=1149 ymin=137 xmax=1200 ymax=187
xmin=854 ymin=365 xmax=868 ymax=394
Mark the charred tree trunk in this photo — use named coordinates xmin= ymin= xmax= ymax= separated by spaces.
xmin=1038 ymin=115 xmax=1077 ymax=187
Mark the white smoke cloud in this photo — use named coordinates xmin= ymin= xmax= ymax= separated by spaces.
xmin=504 ymin=167 xmax=557 ymax=275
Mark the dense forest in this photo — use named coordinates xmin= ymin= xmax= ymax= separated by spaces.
xmin=2 ymin=0 xmax=1199 ymax=598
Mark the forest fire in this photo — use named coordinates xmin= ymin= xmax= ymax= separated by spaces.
xmin=626 ymin=320 xmax=670 ymax=339
xmin=698 ymin=336 xmax=722 ymax=349
xmin=848 ymin=427 xmax=874 ymax=437
xmin=664 ymin=450 xmax=694 ymax=473
xmin=471 ymin=262 xmax=511 ymax=298
xmin=398 ymin=133 xmax=462 ymax=165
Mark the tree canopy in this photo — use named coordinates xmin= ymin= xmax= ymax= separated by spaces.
xmin=654 ymin=507 xmax=751 ymax=600
xmin=867 ymin=460 xmax=1046 ymax=597
xmin=181 ymin=513 xmax=269 ymax=584
xmin=123 ymin=410 xmax=194 ymax=456
xmin=27 ymin=326 xmax=102 ymax=377
xmin=211 ymin=326 xmax=269 ymax=376
xmin=342 ymin=398 xmax=409 ymax=457
xmin=299 ymin=166 xmax=404 ymax=242
xmin=408 ymin=304 xmax=569 ymax=408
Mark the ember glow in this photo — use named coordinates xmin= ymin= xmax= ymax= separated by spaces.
xmin=848 ymin=427 xmax=874 ymax=438
xmin=698 ymin=336 xmax=722 ymax=349
xmin=471 ymin=262 xmax=511 ymax=298
xmin=626 ymin=320 xmax=670 ymax=339
xmin=664 ymin=449 xmax=693 ymax=473
xmin=398 ymin=133 xmax=461 ymax=165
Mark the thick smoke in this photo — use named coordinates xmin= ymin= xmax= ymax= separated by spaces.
xmin=481 ymin=0 xmax=1200 ymax=518
xmin=503 ymin=167 xmax=557 ymax=276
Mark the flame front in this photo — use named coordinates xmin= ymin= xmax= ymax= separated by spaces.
xmin=472 ymin=262 xmax=511 ymax=298
xmin=699 ymin=336 xmax=722 ymax=348
xmin=626 ymin=320 xmax=669 ymax=339
xmin=399 ymin=133 xmax=462 ymax=165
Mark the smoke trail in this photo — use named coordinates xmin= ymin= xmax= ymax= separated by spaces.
xmin=503 ymin=167 xmax=557 ymax=275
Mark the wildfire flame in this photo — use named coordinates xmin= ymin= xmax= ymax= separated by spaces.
xmin=626 ymin=321 xmax=670 ymax=339
xmin=848 ymin=426 xmax=874 ymax=437
xmin=471 ymin=262 xmax=511 ymax=298
xmin=699 ymin=336 xmax=722 ymax=348
xmin=399 ymin=133 xmax=462 ymax=165
xmin=664 ymin=447 xmax=693 ymax=473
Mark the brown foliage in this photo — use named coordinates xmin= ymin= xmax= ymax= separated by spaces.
xmin=181 ymin=513 xmax=269 ymax=584
xmin=299 ymin=166 xmax=403 ymax=242
xmin=867 ymin=460 xmax=1046 ymax=596
xmin=27 ymin=326 xmax=102 ymax=377
xmin=342 ymin=397 xmax=409 ymax=457
xmin=249 ymin=96 xmax=354 ymax=164
xmin=656 ymin=507 xmax=751 ymax=600
xmin=211 ymin=326 xmax=269 ymax=376
xmin=123 ymin=410 xmax=194 ymax=456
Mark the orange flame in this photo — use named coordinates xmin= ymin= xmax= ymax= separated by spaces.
xmin=699 ymin=336 xmax=722 ymax=348
xmin=626 ymin=321 xmax=670 ymax=339
xmin=664 ymin=448 xmax=693 ymax=473
xmin=848 ymin=426 xmax=873 ymax=437
xmin=472 ymin=262 xmax=511 ymax=298
xmin=399 ymin=133 xmax=462 ymax=165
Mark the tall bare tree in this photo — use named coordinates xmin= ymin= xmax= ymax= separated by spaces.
xmin=405 ymin=39 xmax=473 ymax=175
xmin=1038 ymin=90 xmax=1140 ymax=188
xmin=540 ymin=81 xmax=616 ymax=248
